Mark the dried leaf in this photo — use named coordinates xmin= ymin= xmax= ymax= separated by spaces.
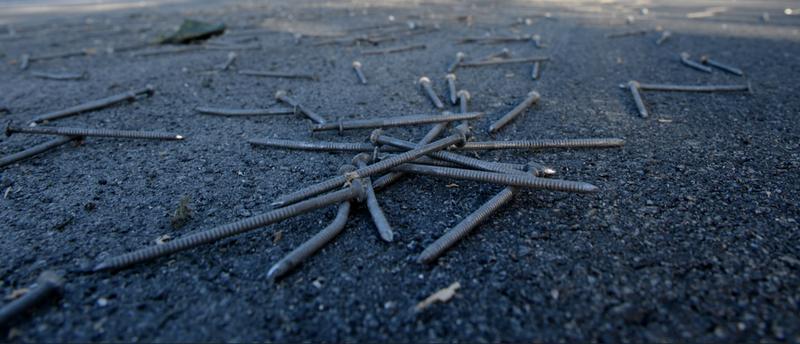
xmin=658 ymin=119 xmax=673 ymax=123
xmin=445 ymin=183 xmax=459 ymax=188
xmin=505 ymin=73 xmax=515 ymax=78
xmin=415 ymin=281 xmax=460 ymax=311
xmin=4 ymin=288 xmax=30 ymax=300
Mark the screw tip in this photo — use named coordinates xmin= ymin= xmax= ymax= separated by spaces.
xmin=271 ymin=201 xmax=285 ymax=208
xmin=93 ymin=262 xmax=110 ymax=272
xmin=175 ymin=135 xmax=184 ymax=140
xmin=380 ymin=230 xmax=394 ymax=242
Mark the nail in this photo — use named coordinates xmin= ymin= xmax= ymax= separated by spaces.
xmin=680 ymin=52 xmax=713 ymax=73
xmin=0 ymin=271 xmax=63 ymax=325
xmin=419 ymin=77 xmax=444 ymax=109
xmin=481 ymin=48 xmax=510 ymax=61
xmin=460 ymin=56 xmax=549 ymax=67
xmin=604 ymin=29 xmax=647 ymax=38
xmin=353 ymin=154 xmax=394 ymax=242
xmin=0 ymin=135 xmax=81 ymax=169
xmin=195 ymin=106 xmax=296 ymax=116
xmin=275 ymin=91 xmax=327 ymax=124
xmin=627 ymin=81 xmax=752 ymax=93
xmin=531 ymin=61 xmax=541 ymax=80
xmin=311 ymin=112 xmax=483 ymax=133
xmin=218 ymin=52 xmax=237 ymax=70
xmin=449 ymin=138 xmax=627 ymax=151
xmin=361 ymin=44 xmax=426 ymax=55
xmin=445 ymin=74 xmax=457 ymax=105
xmin=31 ymin=71 xmax=89 ymax=81
xmin=240 ymin=70 xmax=319 ymax=81
xmin=270 ymin=127 xmax=469 ymax=208
xmin=489 ymin=91 xmax=541 ymax=133
xmin=130 ymin=45 xmax=203 ymax=57
xmin=446 ymin=52 xmax=465 ymax=73
xmin=352 ymin=61 xmax=368 ymax=84
xmin=6 ymin=123 xmax=183 ymax=140
xmin=30 ymin=85 xmax=154 ymax=123
xmin=656 ymin=31 xmax=671 ymax=45
xmin=533 ymin=35 xmax=542 ymax=48
xmin=248 ymin=139 xmax=405 ymax=153
xmin=700 ymin=55 xmax=743 ymax=76
xmin=627 ymin=81 xmax=648 ymax=118
xmin=267 ymin=166 xmax=355 ymax=280
xmin=389 ymin=163 xmax=598 ymax=193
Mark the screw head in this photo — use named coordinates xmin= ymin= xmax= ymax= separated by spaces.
xmin=528 ymin=91 xmax=541 ymax=99
xmin=144 ymin=84 xmax=155 ymax=96
xmin=521 ymin=34 xmax=532 ymax=40
xmin=312 ymin=72 xmax=320 ymax=82
xmin=37 ymin=271 xmax=64 ymax=294
xmin=452 ymin=124 xmax=471 ymax=147
xmin=418 ymin=76 xmax=431 ymax=85
xmin=353 ymin=61 xmax=362 ymax=68
xmin=627 ymin=80 xmax=641 ymax=89
xmin=351 ymin=179 xmax=367 ymax=203
xmin=352 ymin=153 xmax=371 ymax=166
xmin=445 ymin=74 xmax=456 ymax=81
xmin=4 ymin=121 xmax=13 ymax=137
xmin=370 ymin=129 xmax=385 ymax=147
xmin=456 ymin=90 xmax=470 ymax=101
xmin=338 ymin=165 xmax=356 ymax=176
xmin=680 ymin=52 xmax=690 ymax=59
xmin=456 ymin=52 xmax=465 ymax=59
xmin=700 ymin=54 xmax=710 ymax=63
xmin=275 ymin=90 xmax=287 ymax=100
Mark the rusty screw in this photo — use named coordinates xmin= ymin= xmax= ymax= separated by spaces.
xmin=450 ymin=138 xmax=627 ymax=151
xmin=353 ymin=154 xmax=394 ymax=242
xmin=446 ymin=52 xmax=465 ymax=73
xmin=419 ymin=77 xmax=444 ymax=109
xmin=488 ymin=91 xmax=541 ymax=133
xmin=445 ymin=74 xmax=457 ymax=105
xmin=0 ymin=271 xmax=63 ymax=325
xmin=275 ymin=91 xmax=327 ymax=124
xmin=0 ymin=135 xmax=81 ymax=169
xmin=311 ymin=112 xmax=483 ymax=134
xmin=30 ymin=85 xmax=154 ymax=123
xmin=680 ymin=52 xmax=712 ymax=73
xmin=352 ymin=61 xmax=368 ymax=84
xmin=6 ymin=123 xmax=182 ymax=140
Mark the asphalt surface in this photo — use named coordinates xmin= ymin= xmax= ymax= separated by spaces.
xmin=1 ymin=0 xmax=799 ymax=342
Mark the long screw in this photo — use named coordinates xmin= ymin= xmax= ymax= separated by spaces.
xmin=456 ymin=90 xmax=471 ymax=128
xmin=311 ymin=112 xmax=483 ymax=134
xmin=0 ymin=135 xmax=80 ymax=169
xmin=445 ymin=74 xmax=457 ymax=105
xmin=627 ymin=81 xmax=648 ymax=118
xmin=195 ymin=106 xmax=296 ymax=116
xmin=95 ymin=179 xmax=366 ymax=271
xmin=267 ymin=166 xmax=355 ymax=280
xmin=0 ymin=271 xmax=63 ymax=325
xmin=131 ymin=45 xmax=203 ymax=57
xmin=460 ymin=57 xmax=549 ymax=67
xmin=680 ymin=52 xmax=712 ymax=73
xmin=31 ymin=71 xmax=88 ymax=81
xmin=604 ymin=29 xmax=647 ymax=38
xmin=489 ymin=91 xmax=541 ymax=133
xmin=656 ymin=31 xmax=671 ymax=45
xmin=19 ymin=55 xmax=29 ymax=70
xmin=701 ymin=55 xmax=743 ymax=76
xmin=270 ymin=126 xmax=470 ymax=208
xmin=390 ymin=163 xmax=598 ymax=193
xmin=419 ymin=77 xmax=444 ymax=109
xmin=377 ymin=154 xmax=528 ymax=172
xmin=6 ymin=124 xmax=183 ymax=140
xmin=533 ymin=35 xmax=542 ymax=48
xmin=30 ymin=85 xmax=154 ymax=123
xmin=446 ymin=52 xmax=465 ymax=73
xmin=248 ymin=139 xmax=404 ymax=153
xmin=353 ymin=154 xmax=394 ymax=242
xmin=449 ymin=138 xmax=626 ymax=151
xmin=275 ymin=91 xmax=327 ymax=124
xmin=481 ymin=48 xmax=510 ymax=61
xmin=352 ymin=61 xmax=368 ymax=84
xmin=240 ymin=70 xmax=320 ymax=81
xmin=218 ymin=52 xmax=237 ymax=70
xmin=361 ymin=44 xmax=426 ymax=55
xmin=454 ymin=35 xmax=530 ymax=44
xmin=531 ymin=61 xmax=541 ymax=80
xmin=205 ymin=43 xmax=260 ymax=51
xmin=626 ymin=81 xmax=752 ymax=93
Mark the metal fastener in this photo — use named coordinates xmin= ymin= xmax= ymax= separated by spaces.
xmin=240 ymin=70 xmax=319 ymax=81
xmin=700 ymin=55 xmax=743 ymax=76
xmin=275 ymin=90 xmax=327 ymax=124
xmin=481 ymin=48 xmax=510 ymax=61
xmin=454 ymin=35 xmax=530 ymax=44
xmin=0 ymin=135 xmax=81 ymax=169
xmin=680 ymin=52 xmax=713 ymax=73
xmin=31 ymin=71 xmax=89 ymax=81
xmin=456 ymin=90 xmax=471 ymax=128
xmin=131 ymin=45 xmax=203 ymax=57
xmin=352 ymin=61 xmax=368 ymax=84
xmin=419 ymin=77 xmax=444 ymax=109
xmin=311 ymin=112 xmax=483 ymax=134
xmin=488 ymin=91 xmax=541 ymax=133
xmin=248 ymin=139 xmax=404 ymax=153
xmin=533 ymin=35 xmax=542 ymax=48
xmin=0 ymin=271 xmax=63 ymax=325
xmin=19 ymin=54 xmax=29 ymax=70
xmin=218 ymin=52 xmax=237 ymax=70
xmin=604 ymin=29 xmax=647 ymax=38
xmin=30 ymin=85 xmax=155 ymax=123
xmin=449 ymin=138 xmax=627 ymax=151
xmin=6 ymin=123 xmax=183 ymax=140
xmin=446 ymin=52 xmax=465 ymax=73
xmin=361 ymin=44 xmax=426 ymax=55
xmin=656 ymin=31 xmax=671 ymax=45
xmin=353 ymin=154 xmax=394 ymax=242
xmin=625 ymin=81 xmax=752 ymax=93
xmin=460 ymin=56 xmax=550 ymax=67
xmin=96 ymin=179 xmax=366 ymax=271
xmin=627 ymin=81 xmax=648 ymax=118
xmin=445 ymin=74 xmax=457 ymax=105
xmin=195 ymin=106 xmax=297 ymax=116
xmin=531 ymin=61 xmax=541 ymax=80
xmin=205 ymin=43 xmax=260 ymax=51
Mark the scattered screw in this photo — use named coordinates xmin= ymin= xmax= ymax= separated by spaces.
xmin=217 ymin=52 xmax=237 ymax=70
xmin=626 ymin=81 xmax=752 ymax=93
xmin=656 ymin=31 xmax=671 ymax=45
xmin=460 ymin=56 xmax=550 ymax=67
xmin=0 ymin=135 xmax=81 ymax=169
xmin=353 ymin=154 xmax=394 ymax=242
xmin=275 ymin=91 xmax=327 ymax=124
xmin=352 ymin=61 xmax=367 ymax=84
xmin=361 ymin=44 xmax=426 ymax=55
xmin=131 ymin=45 xmax=203 ymax=57
xmin=449 ymin=138 xmax=626 ymax=151
xmin=419 ymin=77 xmax=444 ymax=109
xmin=532 ymin=35 xmax=542 ymax=48
xmin=686 ymin=6 xmax=728 ymax=18
xmin=19 ymin=54 xmax=29 ymax=70
xmin=31 ymin=71 xmax=89 ymax=81
xmin=488 ymin=91 xmax=541 ymax=133
xmin=205 ymin=43 xmax=260 ymax=51
xmin=30 ymin=85 xmax=154 ymax=123
xmin=445 ymin=74 xmax=457 ymax=105
xmin=240 ymin=70 xmax=319 ymax=81
xmin=0 ymin=271 xmax=63 ymax=325
xmin=28 ymin=49 xmax=91 ymax=61
xmin=378 ymin=154 xmax=528 ymax=173
xmin=604 ymin=29 xmax=647 ymax=38
xmin=627 ymin=81 xmax=648 ymax=118
xmin=456 ymin=90 xmax=471 ymax=128
xmin=446 ymin=52 xmax=465 ymax=73
xmin=195 ymin=106 xmax=296 ymax=116
xmin=531 ymin=61 xmax=541 ymax=80
xmin=248 ymin=139 xmax=404 ymax=153
xmin=680 ymin=52 xmax=713 ymax=73
xmin=454 ymin=35 xmax=530 ymax=44
xmin=311 ymin=112 xmax=482 ymax=134
xmin=6 ymin=123 xmax=183 ymax=140
xmin=700 ymin=55 xmax=743 ymax=76
xmin=481 ymin=48 xmax=510 ymax=61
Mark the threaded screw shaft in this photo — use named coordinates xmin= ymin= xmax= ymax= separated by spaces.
xmin=311 ymin=112 xmax=483 ymax=133
xmin=460 ymin=57 xmax=549 ymax=67
xmin=30 ymin=85 xmax=154 ymax=123
xmin=419 ymin=77 xmax=444 ymax=109
xmin=531 ymin=61 xmax=541 ymax=80
xmin=361 ymin=44 xmax=426 ymax=55
xmin=626 ymin=81 xmax=752 ymax=93
xmin=0 ymin=135 xmax=80 ymax=169
xmin=352 ymin=61 xmax=368 ymax=84
xmin=31 ymin=71 xmax=89 ymax=81
xmin=450 ymin=138 xmax=627 ymax=151
xmin=218 ymin=52 xmax=238 ymax=70
xmin=195 ymin=106 xmax=295 ymax=116
xmin=680 ymin=52 xmax=713 ymax=73
xmin=445 ymin=74 xmax=457 ymax=105
xmin=533 ymin=35 xmax=542 ymax=48
xmin=0 ymin=271 xmax=63 ymax=325
xmin=701 ymin=55 xmax=743 ymax=76
xmin=627 ymin=81 xmax=648 ymax=118
xmin=240 ymin=70 xmax=319 ymax=81
xmin=354 ymin=154 xmax=394 ymax=242
xmin=275 ymin=91 xmax=326 ymax=124
xmin=6 ymin=124 xmax=183 ymax=140
xmin=248 ymin=139 xmax=404 ymax=152
xmin=489 ymin=91 xmax=541 ymax=133
xmin=446 ymin=52 xmax=465 ymax=73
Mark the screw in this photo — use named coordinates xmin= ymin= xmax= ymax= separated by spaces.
xmin=656 ymin=31 xmax=671 ymax=45
xmin=700 ymin=55 xmax=743 ymax=76
xmin=390 ymin=163 xmax=598 ymax=193
xmin=627 ymin=81 xmax=648 ymax=118
xmin=353 ymin=154 xmax=394 ymax=242
xmin=454 ymin=35 xmax=530 ymax=44
xmin=205 ymin=43 xmax=260 ymax=51
xmin=218 ymin=52 xmax=237 ymax=70
xmin=271 ymin=126 xmax=469 ymax=208
xmin=267 ymin=166 xmax=355 ymax=280
xmin=531 ymin=61 xmax=541 ymax=80
xmin=29 ymin=49 xmax=88 ymax=61
xmin=445 ymin=74 xmax=457 ymax=105
xmin=624 ymin=81 xmax=752 ymax=93
xmin=0 ymin=271 xmax=63 ymax=325
xmin=195 ymin=106 xmax=296 ymax=116
xmin=460 ymin=56 xmax=550 ymax=67
xmin=533 ymin=35 xmax=542 ymax=48
xmin=30 ymin=85 xmax=155 ymax=123
xmin=377 ymin=154 xmax=529 ymax=173
xmin=311 ymin=112 xmax=483 ymax=134
xmin=95 ymin=179 xmax=366 ymax=271
xmin=19 ymin=54 xmax=29 ymax=70
xmin=449 ymin=138 xmax=627 ymax=151
xmin=456 ymin=90 xmax=471 ymax=128
xmin=352 ymin=61 xmax=368 ymax=84
xmin=275 ymin=91 xmax=327 ymax=124
xmin=489 ymin=91 xmax=541 ymax=133
xmin=419 ymin=77 xmax=444 ymax=109
xmin=604 ymin=29 xmax=647 ymax=38
xmin=6 ymin=123 xmax=183 ymax=140
xmin=130 ymin=45 xmax=203 ymax=57
xmin=248 ymin=138 xmax=405 ymax=153
xmin=446 ymin=52 xmax=465 ymax=73
xmin=361 ymin=44 xmax=426 ymax=55
xmin=240 ymin=70 xmax=319 ymax=81
xmin=481 ymin=48 xmax=510 ymax=61
xmin=0 ymin=135 xmax=81 ymax=169
xmin=680 ymin=52 xmax=713 ymax=73
xmin=762 ymin=12 xmax=770 ymax=22
xmin=31 ymin=71 xmax=89 ymax=81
